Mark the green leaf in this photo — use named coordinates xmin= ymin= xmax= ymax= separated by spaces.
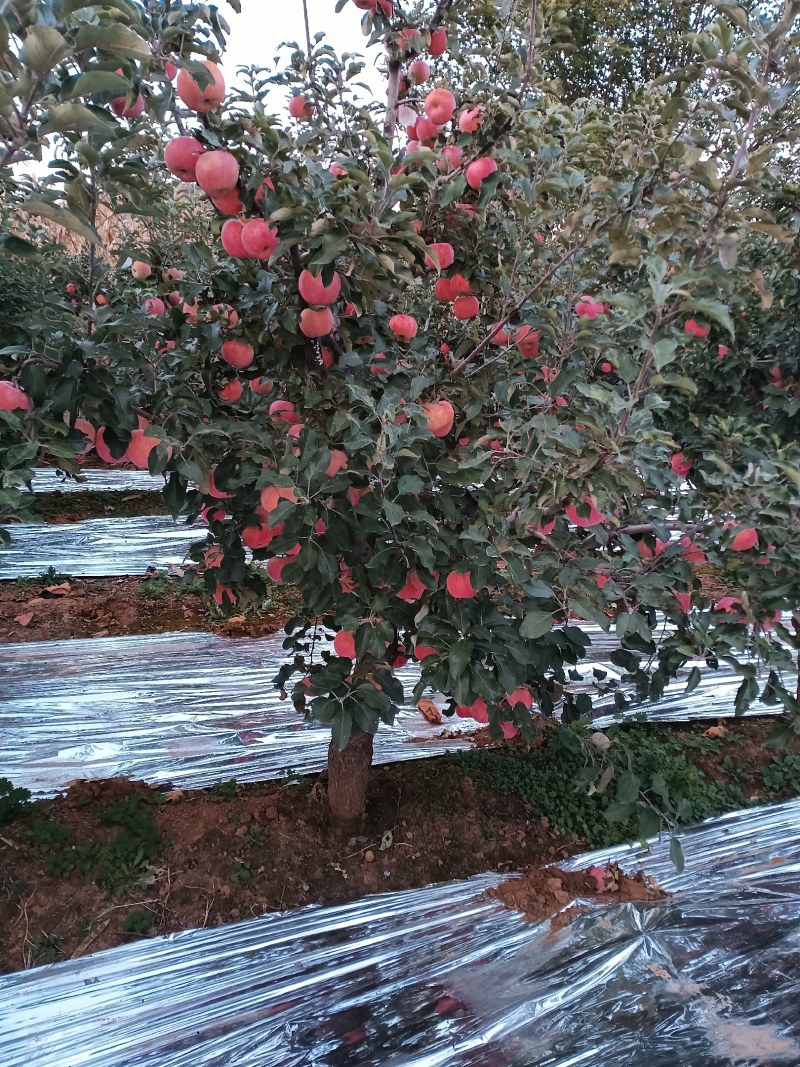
xmin=520 ymin=610 xmax=553 ymax=640
xmin=684 ymin=297 xmax=735 ymax=337
xmin=18 ymin=201 xmax=100 ymax=244
xmin=669 ymin=837 xmax=685 ymax=873
xmin=330 ymin=710 xmax=353 ymax=752
xmin=683 ymin=666 xmax=701 ymax=694
xmin=60 ymin=0 xmax=140 ymax=15
xmin=383 ymin=499 xmax=404 ymax=526
xmin=67 ymin=70 xmax=130 ymax=99
xmin=41 ymin=101 xmax=116 ymax=135
xmin=73 ymin=23 xmax=151 ymax=61
xmin=19 ymin=25 xmax=70 ymax=72
xmin=616 ymin=771 xmax=640 ymax=805
xmin=638 ymin=806 xmax=661 ymax=842
xmin=448 ymin=639 xmax=473 ymax=682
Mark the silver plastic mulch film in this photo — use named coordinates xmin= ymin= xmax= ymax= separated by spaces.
xmin=1 ymin=629 xmax=791 ymax=799
xmin=29 ymin=468 xmax=166 ymax=493
xmin=1 ymin=798 xmax=798 ymax=1067
xmin=0 ymin=631 xmax=471 ymax=797
xmin=0 ymin=515 xmax=201 ymax=578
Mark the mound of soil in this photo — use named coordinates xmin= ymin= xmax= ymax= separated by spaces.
xmin=32 ymin=489 xmax=168 ymax=524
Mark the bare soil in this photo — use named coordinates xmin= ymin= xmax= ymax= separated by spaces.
xmin=0 ymin=574 xmax=301 ymax=643
xmin=31 ymin=489 xmax=168 ymax=524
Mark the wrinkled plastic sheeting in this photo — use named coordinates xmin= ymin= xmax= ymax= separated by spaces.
xmin=0 ymin=515 xmax=201 ymax=578
xmin=1 ymin=799 xmax=799 ymax=1067
xmin=29 ymin=467 xmax=165 ymax=493
xmin=1 ymin=628 xmax=790 ymax=799
xmin=0 ymin=631 xmax=470 ymax=798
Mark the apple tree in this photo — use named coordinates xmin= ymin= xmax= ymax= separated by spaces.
xmin=2 ymin=0 xmax=800 ymax=829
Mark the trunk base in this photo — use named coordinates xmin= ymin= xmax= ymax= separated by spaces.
xmin=327 ymin=731 xmax=374 ymax=828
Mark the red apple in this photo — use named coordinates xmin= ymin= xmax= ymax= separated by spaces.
xmin=0 ymin=381 xmax=31 ymax=412
xmin=446 ymin=571 xmax=478 ymax=598
xmin=465 ymin=157 xmax=497 ymax=189
xmin=240 ymin=219 xmax=280 ymax=259
xmin=298 ymin=269 xmax=342 ymax=305
xmin=221 ymin=219 xmax=248 ymax=257
xmin=221 ymin=339 xmax=254 ymax=368
xmin=429 ymin=27 xmax=447 ymax=56
xmin=458 ymin=106 xmax=485 ymax=133
xmin=131 ymin=260 xmax=151 ymax=280
xmin=730 ymin=527 xmax=759 ymax=551
xmin=389 ymin=313 xmax=418 ymax=340
xmin=453 ymin=294 xmax=479 ymax=319
xmin=218 ymin=378 xmax=243 ymax=402
xmin=195 ymin=150 xmax=239 ymax=197
xmin=424 ymin=242 xmax=455 ymax=270
xmin=408 ymin=59 xmax=430 ymax=84
xmin=300 ymin=307 xmax=334 ymax=338
xmin=288 ymin=94 xmax=314 ymax=119
xmin=424 ymin=87 xmax=456 ymax=124
xmin=424 ymin=399 xmax=454 ymax=437
xmin=176 ymin=60 xmax=225 ymax=113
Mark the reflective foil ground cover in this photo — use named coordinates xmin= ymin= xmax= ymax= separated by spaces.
xmin=0 ymin=799 xmax=798 ymax=1067
xmin=0 ymin=629 xmax=790 ymax=798
xmin=0 ymin=515 xmax=200 ymax=578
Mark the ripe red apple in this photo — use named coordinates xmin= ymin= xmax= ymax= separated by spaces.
xmin=576 ymin=298 xmax=605 ymax=319
xmin=95 ymin=427 xmax=128 ymax=464
xmin=288 ymin=94 xmax=314 ymax=119
xmin=214 ymin=584 xmax=237 ymax=607
xmin=446 ymin=571 xmax=478 ymax=598
xmin=429 ymin=27 xmax=447 ymax=56
xmin=414 ymin=643 xmax=437 ymax=661
xmin=195 ymin=150 xmax=239 ymax=197
xmin=166 ymin=290 xmax=181 ymax=306
xmin=240 ymin=219 xmax=280 ymax=259
xmin=601 ymin=360 xmax=612 ymax=373
xmin=389 ymin=314 xmax=418 ymax=340
xmin=209 ymin=303 xmax=239 ymax=328
xmin=515 ymin=325 xmax=540 ymax=358
xmin=565 ymin=497 xmax=605 ymax=527
xmin=176 ymin=60 xmax=225 ymax=113
xmin=414 ymin=116 xmax=443 ymax=143
xmin=458 ymin=106 xmax=485 ymax=133
xmin=397 ymin=571 xmax=426 ymax=602
xmin=424 ymin=399 xmax=454 ymax=437
xmin=269 ymin=400 xmax=300 ymax=425
xmin=490 ymin=323 xmax=510 ymax=345
xmin=437 ymin=144 xmax=464 ymax=171
xmin=182 ymin=299 xmax=200 ymax=322
xmin=330 ymin=161 xmax=348 ymax=178
xmin=408 ymin=59 xmax=430 ymax=84
xmin=435 ymin=277 xmax=454 ymax=301
xmin=250 ymin=376 xmax=274 ymax=395
xmin=465 ymin=157 xmax=497 ymax=189
xmin=0 ymin=381 xmax=31 ymax=412
xmin=424 ymin=87 xmax=456 ymax=124
xmin=221 ymin=219 xmax=248 ymax=257
xmin=218 ymin=378 xmax=243 ymax=402
xmin=453 ymin=294 xmax=479 ymax=319
xmin=95 ymin=293 xmax=108 ymax=306
xmin=334 ymin=630 xmax=356 ymax=659
xmin=144 ymin=297 xmax=166 ymax=316
xmin=670 ymin=451 xmax=692 ymax=477
xmin=300 ymin=307 xmax=334 ymax=338
xmin=325 ymin=449 xmax=348 ymax=477
xmin=162 ymin=267 xmax=184 ymax=282
xmin=221 ymin=339 xmax=254 ymax=368
xmin=424 ymin=242 xmax=455 ymax=270
xmin=211 ymin=188 xmax=244 ymax=214
xmin=127 ymin=427 xmax=162 ymax=469
xmin=455 ymin=697 xmax=488 ymax=722
xmin=131 ymin=260 xmax=152 ymax=280
xmin=164 ymin=135 xmax=206 ymax=181
xmin=164 ymin=60 xmax=178 ymax=80
xmin=65 ymin=281 xmax=77 ymax=295
xmin=110 ymin=90 xmax=145 ymax=118
xmin=730 ymin=527 xmax=759 ymax=551
xmin=298 ymin=269 xmax=341 ymax=305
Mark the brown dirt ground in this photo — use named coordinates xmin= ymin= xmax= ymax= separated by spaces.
xmin=31 ymin=489 xmax=168 ymax=523
xmin=0 ymin=761 xmax=584 ymax=973
xmin=0 ymin=574 xmax=302 ymax=643
xmin=0 ymin=716 xmax=794 ymax=974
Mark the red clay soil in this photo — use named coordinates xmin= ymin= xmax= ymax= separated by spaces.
xmin=0 ymin=763 xmax=584 ymax=974
xmin=0 ymin=574 xmax=301 ymax=643
xmin=487 ymin=863 xmax=665 ymax=925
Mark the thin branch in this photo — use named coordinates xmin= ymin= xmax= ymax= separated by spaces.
xmin=521 ymin=0 xmax=537 ymax=93
xmin=302 ymin=0 xmax=314 ymax=78
xmin=383 ymin=56 xmax=401 ymax=145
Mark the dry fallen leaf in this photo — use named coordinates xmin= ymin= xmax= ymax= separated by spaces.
xmin=703 ymin=724 xmax=727 ymax=738
xmin=14 ymin=613 xmax=34 ymax=628
xmin=417 ymin=698 xmax=443 ymax=724
xmin=163 ymin=789 xmax=185 ymax=802
xmin=44 ymin=582 xmax=71 ymax=597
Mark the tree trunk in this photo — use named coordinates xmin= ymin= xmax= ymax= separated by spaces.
xmin=327 ymin=731 xmax=374 ymax=827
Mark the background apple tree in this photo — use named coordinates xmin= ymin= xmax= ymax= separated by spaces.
xmin=1 ymin=0 xmax=799 ymax=827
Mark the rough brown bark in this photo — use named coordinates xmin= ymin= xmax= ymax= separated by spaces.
xmin=327 ymin=731 xmax=374 ymax=826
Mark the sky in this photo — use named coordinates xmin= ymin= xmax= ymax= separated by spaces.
xmin=222 ymin=0 xmax=384 ymax=99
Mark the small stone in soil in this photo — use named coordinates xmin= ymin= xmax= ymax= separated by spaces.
xmin=364 ymin=850 xmax=375 ymax=863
